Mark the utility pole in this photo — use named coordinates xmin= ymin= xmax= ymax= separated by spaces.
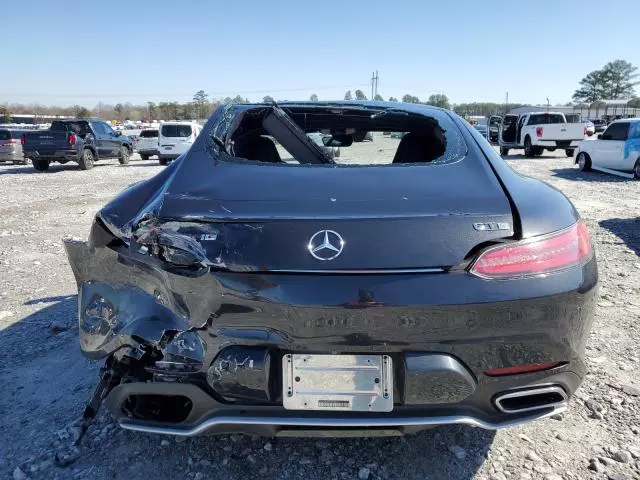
xmin=371 ymin=71 xmax=379 ymax=100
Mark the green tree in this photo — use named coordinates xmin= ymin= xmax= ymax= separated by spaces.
xmin=427 ymin=94 xmax=450 ymax=109
xmin=147 ymin=102 xmax=158 ymax=120
xmin=572 ymin=70 xmax=606 ymax=103
xmin=73 ymin=105 xmax=91 ymax=118
xmin=388 ymin=96 xmax=398 ymax=102
xmin=193 ymin=90 xmax=209 ymax=119
xmin=0 ymin=105 xmax=11 ymax=123
xmin=262 ymin=95 xmax=275 ymax=104
xmin=309 ymin=93 xmax=318 ymax=101
xmin=354 ymin=89 xmax=367 ymax=100
xmin=373 ymin=94 xmax=384 ymax=101
xmin=573 ymin=60 xmax=639 ymax=102
xmin=402 ymin=94 xmax=420 ymax=103
xmin=344 ymin=90 xmax=353 ymax=101
xmin=114 ymin=103 xmax=124 ymax=120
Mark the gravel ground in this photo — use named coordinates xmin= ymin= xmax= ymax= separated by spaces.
xmin=0 ymin=140 xmax=639 ymax=480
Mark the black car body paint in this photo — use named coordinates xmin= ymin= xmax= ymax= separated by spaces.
xmin=65 ymin=102 xmax=598 ymax=436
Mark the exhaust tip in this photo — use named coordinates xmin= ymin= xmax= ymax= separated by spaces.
xmin=494 ymin=386 xmax=568 ymax=414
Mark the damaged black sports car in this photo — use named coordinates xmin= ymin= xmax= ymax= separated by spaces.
xmin=65 ymin=101 xmax=598 ymax=437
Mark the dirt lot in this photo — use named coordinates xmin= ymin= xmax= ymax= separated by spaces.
xmin=1 ymin=140 xmax=639 ymax=480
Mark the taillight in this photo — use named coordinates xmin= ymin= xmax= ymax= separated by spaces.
xmin=535 ymin=127 xmax=543 ymax=138
xmin=470 ymin=221 xmax=593 ymax=279
xmin=69 ymin=133 xmax=76 ymax=146
xmin=20 ymin=134 xmax=26 ymax=145
xmin=484 ymin=361 xmax=563 ymax=376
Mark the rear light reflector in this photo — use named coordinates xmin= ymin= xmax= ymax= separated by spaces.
xmin=470 ymin=221 xmax=593 ymax=279
xmin=485 ymin=361 xmax=563 ymax=376
xmin=535 ymin=127 xmax=543 ymax=138
xmin=69 ymin=133 xmax=77 ymax=146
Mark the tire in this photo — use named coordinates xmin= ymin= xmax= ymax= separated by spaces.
xmin=524 ymin=136 xmax=534 ymax=157
xmin=566 ymin=149 xmax=575 ymax=158
xmin=118 ymin=145 xmax=131 ymax=165
xmin=159 ymin=157 xmax=169 ymax=166
xmin=533 ymin=146 xmax=544 ymax=156
xmin=32 ymin=158 xmax=50 ymax=172
xmin=499 ymin=147 xmax=509 ymax=156
xmin=140 ymin=153 xmax=150 ymax=160
xmin=577 ymin=152 xmax=591 ymax=172
xmin=634 ymin=160 xmax=640 ymax=180
xmin=78 ymin=148 xmax=95 ymax=170
xmin=547 ymin=147 xmax=556 ymax=152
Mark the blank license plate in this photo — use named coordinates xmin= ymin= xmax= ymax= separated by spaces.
xmin=282 ymin=354 xmax=393 ymax=412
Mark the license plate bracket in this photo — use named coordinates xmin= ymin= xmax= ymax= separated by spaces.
xmin=282 ymin=354 xmax=393 ymax=412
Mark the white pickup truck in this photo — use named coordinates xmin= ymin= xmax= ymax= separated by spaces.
xmin=491 ymin=112 xmax=585 ymax=157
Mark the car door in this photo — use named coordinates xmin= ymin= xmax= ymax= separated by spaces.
xmin=90 ymin=122 xmax=112 ymax=157
xmin=596 ymin=122 xmax=628 ymax=169
xmin=516 ymin=115 xmax=527 ymax=145
xmin=488 ymin=116 xmax=501 ymax=144
xmin=100 ymin=122 xmax=121 ymax=156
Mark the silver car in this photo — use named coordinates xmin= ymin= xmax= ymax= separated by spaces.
xmin=0 ymin=129 xmax=27 ymax=164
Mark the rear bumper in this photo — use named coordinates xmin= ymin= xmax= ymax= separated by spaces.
xmin=0 ymin=150 xmax=23 ymax=162
xmin=24 ymin=148 xmax=80 ymax=161
xmin=137 ymin=148 xmax=159 ymax=155
xmin=536 ymin=140 xmax=581 ymax=148
xmin=65 ymin=231 xmax=598 ymax=435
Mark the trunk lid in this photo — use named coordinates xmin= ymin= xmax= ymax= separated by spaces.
xmin=23 ymin=131 xmax=72 ymax=150
xmin=537 ymin=123 xmax=584 ymax=141
xmin=152 ymin=156 xmax=514 ymax=272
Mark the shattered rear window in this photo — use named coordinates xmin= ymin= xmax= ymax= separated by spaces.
xmin=222 ymin=105 xmax=466 ymax=166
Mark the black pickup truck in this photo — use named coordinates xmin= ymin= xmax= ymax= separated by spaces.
xmin=22 ymin=118 xmax=134 ymax=171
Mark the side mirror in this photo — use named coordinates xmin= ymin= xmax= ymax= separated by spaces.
xmin=114 ymin=131 xmax=121 ymax=137
xmin=597 ymin=134 xmax=602 ymax=140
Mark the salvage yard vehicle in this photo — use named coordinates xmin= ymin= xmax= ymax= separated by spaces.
xmin=65 ymin=101 xmax=598 ymax=437
xmin=0 ymin=129 xmax=27 ymax=164
xmin=158 ymin=121 xmax=202 ymax=165
xmin=492 ymin=112 xmax=584 ymax=157
xmin=576 ymin=118 xmax=640 ymax=179
xmin=22 ymin=118 xmax=134 ymax=171
xmin=136 ymin=128 xmax=159 ymax=160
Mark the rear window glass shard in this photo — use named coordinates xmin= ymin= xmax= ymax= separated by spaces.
xmin=223 ymin=104 xmax=467 ymax=167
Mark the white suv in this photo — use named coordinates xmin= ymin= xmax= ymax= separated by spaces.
xmin=158 ymin=122 xmax=202 ymax=165
xmin=136 ymin=128 xmax=159 ymax=160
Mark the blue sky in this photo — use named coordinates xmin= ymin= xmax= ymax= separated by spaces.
xmin=2 ymin=0 xmax=638 ymax=107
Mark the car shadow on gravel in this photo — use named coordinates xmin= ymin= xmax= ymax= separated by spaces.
xmin=0 ymin=163 xmax=112 ymax=175
xmin=551 ymin=168 xmax=631 ymax=182
xmin=599 ymin=217 xmax=640 ymax=256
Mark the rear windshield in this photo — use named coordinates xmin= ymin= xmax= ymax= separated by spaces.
xmin=528 ymin=114 xmax=565 ymax=125
xmin=161 ymin=125 xmax=192 ymax=137
xmin=0 ymin=130 xmax=10 ymax=141
xmin=140 ymin=129 xmax=159 ymax=138
xmin=224 ymin=105 xmax=467 ymax=167
xmin=50 ymin=121 xmax=92 ymax=136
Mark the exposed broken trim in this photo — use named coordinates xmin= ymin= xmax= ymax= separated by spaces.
xmin=119 ymin=404 xmax=567 ymax=436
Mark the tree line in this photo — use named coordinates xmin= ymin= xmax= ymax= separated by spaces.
xmin=2 ymin=59 xmax=637 ymax=123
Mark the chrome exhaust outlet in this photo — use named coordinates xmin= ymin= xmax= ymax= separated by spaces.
xmin=494 ymin=386 xmax=568 ymax=414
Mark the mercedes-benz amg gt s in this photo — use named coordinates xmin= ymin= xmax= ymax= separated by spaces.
xmin=65 ymin=101 xmax=598 ymax=437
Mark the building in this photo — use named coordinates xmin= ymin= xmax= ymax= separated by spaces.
xmin=508 ymin=100 xmax=640 ymax=121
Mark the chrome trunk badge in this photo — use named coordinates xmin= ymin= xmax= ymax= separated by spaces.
xmin=308 ymin=230 xmax=344 ymax=260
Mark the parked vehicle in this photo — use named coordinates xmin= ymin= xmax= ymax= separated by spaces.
xmin=491 ymin=112 xmax=584 ymax=157
xmin=136 ymin=128 xmax=159 ymax=160
xmin=473 ymin=124 xmax=488 ymax=137
xmin=307 ymin=132 xmax=340 ymax=159
xmin=65 ymin=101 xmax=597 ymax=437
xmin=488 ymin=116 xmax=501 ymax=144
xmin=590 ymin=119 xmax=607 ymax=133
xmin=158 ymin=121 xmax=202 ymax=165
xmin=22 ymin=119 xmax=134 ymax=171
xmin=582 ymin=120 xmax=595 ymax=137
xmin=0 ymin=129 xmax=28 ymax=164
xmin=576 ymin=118 xmax=640 ymax=179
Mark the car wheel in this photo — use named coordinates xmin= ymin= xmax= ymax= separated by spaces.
xmin=566 ymin=149 xmax=575 ymax=158
xmin=533 ymin=146 xmax=544 ymax=156
xmin=499 ymin=147 xmax=509 ymax=156
xmin=140 ymin=154 xmax=150 ymax=160
xmin=118 ymin=145 xmax=131 ymax=165
xmin=524 ymin=137 xmax=534 ymax=157
xmin=159 ymin=157 xmax=169 ymax=166
xmin=78 ymin=149 xmax=95 ymax=170
xmin=634 ymin=160 xmax=640 ymax=180
xmin=577 ymin=152 xmax=591 ymax=172
xmin=32 ymin=158 xmax=50 ymax=172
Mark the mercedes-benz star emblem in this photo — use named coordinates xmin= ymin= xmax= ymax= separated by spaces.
xmin=308 ymin=230 xmax=344 ymax=261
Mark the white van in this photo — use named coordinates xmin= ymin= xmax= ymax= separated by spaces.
xmin=158 ymin=121 xmax=202 ymax=165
